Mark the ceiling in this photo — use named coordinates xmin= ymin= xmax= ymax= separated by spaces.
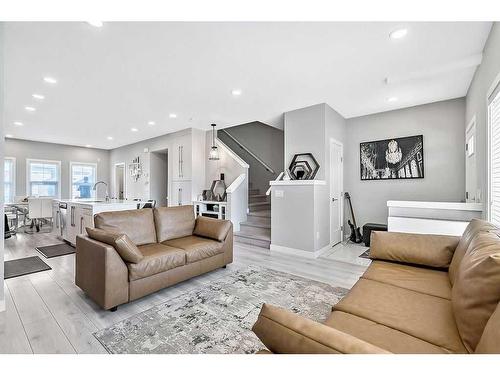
xmin=3 ymin=22 xmax=492 ymax=149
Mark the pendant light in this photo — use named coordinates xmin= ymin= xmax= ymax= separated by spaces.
xmin=208 ymin=123 xmax=220 ymax=160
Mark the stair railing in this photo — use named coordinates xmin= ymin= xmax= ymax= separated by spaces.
xmin=266 ymin=171 xmax=285 ymax=196
xmin=219 ymin=129 xmax=275 ymax=174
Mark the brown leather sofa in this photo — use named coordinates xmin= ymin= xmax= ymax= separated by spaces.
xmin=75 ymin=205 xmax=233 ymax=311
xmin=252 ymin=219 xmax=500 ymax=354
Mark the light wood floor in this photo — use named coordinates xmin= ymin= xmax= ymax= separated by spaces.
xmin=1 ymin=231 xmax=367 ymax=354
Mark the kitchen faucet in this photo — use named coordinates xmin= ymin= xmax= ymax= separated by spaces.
xmin=93 ymin=181 xmax=110 ymax=202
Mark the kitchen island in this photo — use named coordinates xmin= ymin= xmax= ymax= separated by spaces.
xmin=54 ymin=199 xmax=147 ymax=246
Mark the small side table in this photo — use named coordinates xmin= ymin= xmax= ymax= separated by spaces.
xmin=362 ymin=223 xmax=388 ymax=247
xmin=193 ymin=200 xmax=227 ymax=220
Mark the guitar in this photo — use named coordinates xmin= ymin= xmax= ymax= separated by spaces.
xmin=344 ymin=192 xmax=362 ymax=243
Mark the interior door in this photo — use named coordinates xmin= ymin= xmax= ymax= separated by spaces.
xmin=330 ymin=140 xmax=343 ymax=245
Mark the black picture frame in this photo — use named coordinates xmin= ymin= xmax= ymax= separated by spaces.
xmin=360 ymin=135 xmax=424 ymax=180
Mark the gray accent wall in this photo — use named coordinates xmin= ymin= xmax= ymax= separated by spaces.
xmin=4 ymin=138 xmax=110 ymax=199
xmin=344 ymin=98 xmax=466 ymax=228
xmin=219 ymin=121 xmax=283 ymax=194
xmin=466 ymin=22 xmax=500 ymax=209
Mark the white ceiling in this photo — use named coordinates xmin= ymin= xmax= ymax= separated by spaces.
xmin=3 ymin=22 xmax=492 ymax=149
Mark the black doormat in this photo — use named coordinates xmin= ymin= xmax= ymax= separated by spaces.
xmin=4 ymin=256 xmax=52 ymax=279
xmin=359 ymin=249 xmax=371 ymax=259
xmin=36 ymin=243 xmax=75 ymax=258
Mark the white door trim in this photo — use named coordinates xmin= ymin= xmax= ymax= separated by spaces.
xmin=329 ymin=138 xmax=344 ymax=246
xmin=113 ymin=162 xmax=126 ymax=200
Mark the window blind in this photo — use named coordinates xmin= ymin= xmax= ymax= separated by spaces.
xmin=489 ymin=85 xmax=500 ymax=226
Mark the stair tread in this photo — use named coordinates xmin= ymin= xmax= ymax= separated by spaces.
xmin=249 ymin=201 xmax=271 ymax=207
xmin=247 ymin=210 xmax=271 ymax=218
xmin=249 ymin=194 xmax=267 ymax=198
xmin=234 ymin=231 xmax=271 ymax=241
xmin=240 ymin=221 xmax=270 ymax=229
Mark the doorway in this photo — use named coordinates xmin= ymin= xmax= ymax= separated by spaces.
xmin=150 ymin=149 xmax=169 ymax=207
xmin=465 ymin=117 xmax=477 ymax=202
xmin=330 ymin=139 xmax=343 ymax=246
xmin=114 ymin=163 xmax=126 ymax=200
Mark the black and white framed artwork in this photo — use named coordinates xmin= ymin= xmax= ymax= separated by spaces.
xmin=360 ymin=135 xmax=424 ymax=180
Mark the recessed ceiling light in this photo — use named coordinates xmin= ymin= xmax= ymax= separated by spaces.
xmin=387 ymin=97 xmax=398 ymax=102
xmin=5 ymin=134 xmax=13 ymax=138
xmin=87 ymin=21 xmax=103 ymax=28
xmin=32 ymin=93 xmax=45 ymax=100
xmin=148 ymin=121 xmax=156 ymax=126
xmin=43 ymin=76 xmax=57 ymax=84
xmin=389 ymin=28 xmax=408 ymax=39
xmin=25 ymin=106 xmax=36 ymax=112
xmin=131 ymin=128 xmax=138 ymax=132
xmin=107 ymin=136 xmax=114 ymax=140
xmin=13 ymin=121 xmax=24 ymax=126
xmin=85 ymin=144 xmax=92 ymax=148
xmin=169 ymin=113 xmax=177 ymax=119
xmin=231 ymin=89 xmax=242 ymax=96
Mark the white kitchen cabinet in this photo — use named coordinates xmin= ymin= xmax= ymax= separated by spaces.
xmin=77 ymin=206 xmax=94 ymax=236
xmin=171 ymin=180 xmax=192 ymax=206
xmin=171 ymin=133 xmax=192 ymax=181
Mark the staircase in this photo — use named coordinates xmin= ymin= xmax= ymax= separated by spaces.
xmin=234 ymin=186 xmax=271 ymax=249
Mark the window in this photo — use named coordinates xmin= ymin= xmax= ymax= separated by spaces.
xmin=4 ymin=157 xmax=16 ymax=203
xmin=70 ymin=162 xmax=97 ymax=199
xmin=488 ymin=80 xmax=500 ymax=225
xmin=27 ymin=159 xmax=61 ymax=198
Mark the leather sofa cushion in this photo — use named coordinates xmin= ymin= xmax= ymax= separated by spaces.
xmin=128 ymin=243 xmax=186 ymax=281
xmin=362 ymin=260 xmax=451 ymax=299
xmin=325 ymin=311 xmax=452 ymax=354
xmin=449 ymin=219 xmax=498 ymax=285
xmin=475 ymin=302 xmax=500 ymax=353
xmin=154 ymin=206 xmax=195 ymax=242
xmin=193 ymin=216 xmax=232 ymax=242
xmin=370 ymin=231 xmax=459 ymax=269
xmin=86 ymin=227 xmax=144 ymax=264
xmin=95 ymin=208 xmax=157 ymax=246
xmin=163 ymin=235 xmax=224 ymax=263
xmin=451 ymin=230 xmax=500 ymax=352
xmin=333 ymin=278 xmax=467 ymax=353
xmin=252 ymin=304 xmax=389 ymax=354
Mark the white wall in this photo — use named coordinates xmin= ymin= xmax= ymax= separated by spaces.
xmin=4 ymin=138 xmax=110 ymax=199
xmin=466 ymin=22 xmax=500 ymax=211
xmin=344 ymin=98 xmax=466 ymax=228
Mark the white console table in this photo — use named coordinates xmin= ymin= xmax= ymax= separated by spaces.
xmin=387 ymin=200 xmax=483 ymax=236
xmin=193 ymin=200 xmax=227 ymax=220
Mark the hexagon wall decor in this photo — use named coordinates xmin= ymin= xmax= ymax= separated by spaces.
xmin=288 ymin=153 xmax=320 ymax=180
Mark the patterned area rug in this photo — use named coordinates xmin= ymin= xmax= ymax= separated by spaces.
xmin=359 ymin=249 xmax=371 ymax=259
xmin=94 ymin=266 xmax=348 ymax=354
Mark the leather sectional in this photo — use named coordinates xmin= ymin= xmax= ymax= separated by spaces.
xmin=252 ymin=219 xmax=500 ymax=354
xmin=75 ymin=205 xmax=233 ymax=310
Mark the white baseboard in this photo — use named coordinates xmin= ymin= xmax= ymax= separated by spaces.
xmin=0 ymin=299 xmax=5 ymax=312
xmin=270 ymin=244 xmax=331 ymax=259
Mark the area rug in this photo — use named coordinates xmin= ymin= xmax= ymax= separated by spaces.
xmin=359 ymin=249 xmax=371 ymax=259
xmin=94 ymin=266 xmax=348 ymax=354
xmin=4 ymin=256 xmax=52 ymax=279
xmin=36 ymin=243 xmax=75 ymax=258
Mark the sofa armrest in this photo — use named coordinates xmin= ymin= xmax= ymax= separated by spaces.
xmin=252 ymin=304 xmax=389 ymax=354
xmin=75 ymin=235 xmax=129 ymax=310
xmin=370 ymin=231 xmax=460 ymax=269
xmin=194 ymin=216 xmax=232 ymax=242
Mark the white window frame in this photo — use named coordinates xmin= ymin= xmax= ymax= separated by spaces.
xmin=26 ymin=158 xmax=62 ymax=198
xmin=69 ymin=161 xmax=98 ymax=199
xmin=4 ymin=157 xmax=16 ymax=203
xmin=487 ymin=71 xmax=500 ymax=223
